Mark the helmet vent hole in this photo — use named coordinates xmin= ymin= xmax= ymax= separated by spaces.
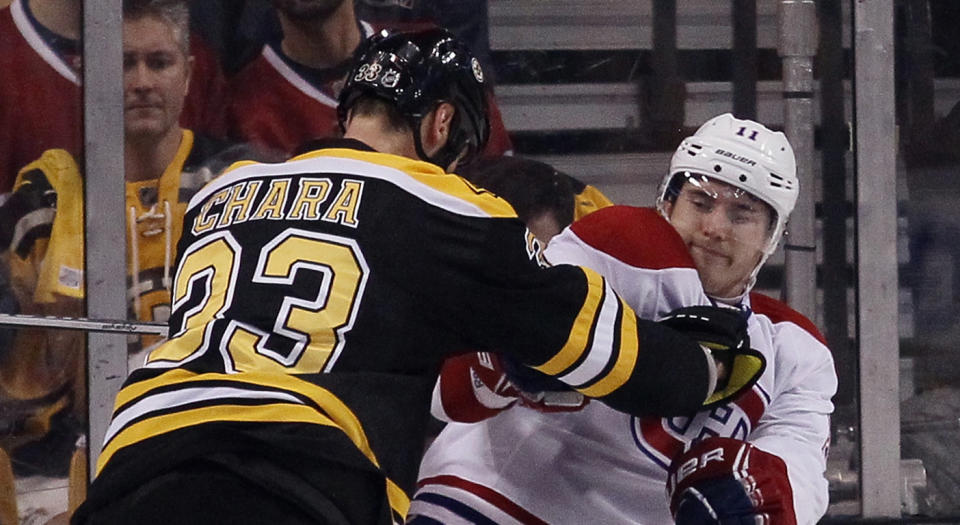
xmin=739 ymin=174 xmax=748 ymax=182
xmin=713 ymin=164 xmax=722 ymax=173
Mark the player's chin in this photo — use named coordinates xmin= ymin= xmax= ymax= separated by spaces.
xmin=690 ymin=250 xmax=731 ymax=275
xmin=700 ymin=274 xmax=736 ymax=298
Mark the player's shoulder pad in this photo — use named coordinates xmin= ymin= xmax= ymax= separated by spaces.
xmin=569 ymin=205 xmax=695 ymax=270
xmin=749 ymin=292 xmax=827 ymax=346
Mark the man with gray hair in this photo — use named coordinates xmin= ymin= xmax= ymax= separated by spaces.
xmin=0 ymin=0 xmax=225 ymax=192
xmin=0 ymin=0 xmax=250 ymax=483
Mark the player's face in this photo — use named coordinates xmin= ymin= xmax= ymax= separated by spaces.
xmin=122 ymin=16 xmax=191 ymax=142
xmin=271 ymin=0 xmax=346 ymax=20
xmin=663 ymin=174 xmax=774 ymax=298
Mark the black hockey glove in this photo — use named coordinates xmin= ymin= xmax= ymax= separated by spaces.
xmin=658 ymin=305 xmax=765 ymax=407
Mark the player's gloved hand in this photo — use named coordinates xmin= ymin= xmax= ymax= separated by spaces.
xmin=658 ymin=305 xmax=765 ymax=407
xmin=436 ymin=351 xmax=521 ymax=423
xmin=501 ymin=354 xmax=589 ymax=413
xmin=666 ymin=437 xmax=797 ymax=525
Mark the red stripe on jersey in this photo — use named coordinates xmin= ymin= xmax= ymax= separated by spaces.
xmin=570 ymin=206 xmax=696 ymax=270
xmin=749 ymin=292 xmax=827 ymax=346
xmin=635 ymin=416 xmax=684 ymax=467
xmin=418 ymin=475 xmax=550 ymax=525
xmin=737 ymin=386 xmax=767 ymax=428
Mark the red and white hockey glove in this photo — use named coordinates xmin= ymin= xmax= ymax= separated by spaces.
xmin=436 ymin=352 xmax=521 ymax=423
xmin=436 ymin=352 xmax=588 ymax=423
xmin=666 ymin=437 xmax=797 ymax=525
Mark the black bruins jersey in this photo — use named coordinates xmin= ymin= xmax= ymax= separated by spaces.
xmin=79 ymin=139 xmax=713 ymax=524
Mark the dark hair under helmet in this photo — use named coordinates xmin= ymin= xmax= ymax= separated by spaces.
xmin=337 ymin=28 xmax=490 ymax=168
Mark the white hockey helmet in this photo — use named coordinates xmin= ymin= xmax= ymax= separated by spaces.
xmin=657 ymin=113 xmax=798 ymax=256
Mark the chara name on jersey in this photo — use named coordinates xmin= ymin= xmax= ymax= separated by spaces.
xmin=192 ymin=177 xmax=366 ymax=235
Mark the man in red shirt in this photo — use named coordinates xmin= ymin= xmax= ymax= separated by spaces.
xmin=0 ymin=0 xmax=226 ymax=193
xmin=225 ymin=0 xmax=513 ymax=159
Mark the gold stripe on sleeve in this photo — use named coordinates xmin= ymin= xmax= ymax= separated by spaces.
xmin=534 ymin=268 xmax=605 ymax=376
xmin=577 ymin=297 xmax=639 ymax=397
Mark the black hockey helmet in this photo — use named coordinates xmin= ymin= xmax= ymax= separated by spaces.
xmin=337 ymin=28 xmax=490 ymax=168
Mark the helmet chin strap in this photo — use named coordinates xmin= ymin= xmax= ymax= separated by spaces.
xmin=720 ymin=238 xmax=776 ymax=304
xmin=411 ymin=102 xmax=472 ymax=171
xmin=413 ymin=130 xmax=459 ymax=171
xmin=709 ymin=278 xmax=753 ymax=306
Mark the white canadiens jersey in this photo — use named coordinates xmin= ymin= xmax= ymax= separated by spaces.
xmin=414 ymin=206 xmax=837 ymax=525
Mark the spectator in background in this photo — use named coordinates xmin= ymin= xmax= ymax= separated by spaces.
xmin=355 ymin=0 xmax=494 ymax=77
xmin=224 ymin=0 xmax=514 ymax=159
xmin=0 ymin=0 xmax=226 ymax=193
xmin=189 ymin=0 xmax=493 ymax=80
xmin=0 ymin=0 xmax=257 ymax=478
xmin=188 ymin=0 xmax=277 ymax=76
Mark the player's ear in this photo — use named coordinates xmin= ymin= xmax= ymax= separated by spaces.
xmin=662 ymin=199 xmax=675 ymax=218
xmin=432 ymin=102 xmax=456 ymax=145
xmin=420 ymin=102 xmax=457 ymax=159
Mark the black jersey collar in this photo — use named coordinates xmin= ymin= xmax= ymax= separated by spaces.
xmin=292 ymin=137 xmax=377 ymax=157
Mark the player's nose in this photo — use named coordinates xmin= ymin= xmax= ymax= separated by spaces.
xmin=699 ymin=206 xmax=731 ymax=239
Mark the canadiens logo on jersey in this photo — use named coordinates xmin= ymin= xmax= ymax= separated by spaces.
xmin=631 ymin=384 xmax=770 ymax=469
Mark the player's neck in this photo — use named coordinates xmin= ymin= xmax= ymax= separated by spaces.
xmin=344 ymin=118 xmax=419 ymax=160
xmin=278 ymin=3 xmax=361 ymax=70
xmin=125 ymin=128 xmax=183 ymax=183
xmin=29 ymin=0 xmax=82 ymax=40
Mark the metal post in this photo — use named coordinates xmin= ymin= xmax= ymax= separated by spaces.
xmin=854 ymin=0 xmax=901 ymax=518
xmin=83 ymin=0 xmax=127 ymax=476
xmin=732 ymin=0 xmax=758 ymax=120
xmin=648 ymin=0 xmax=685 ymax=147
xmin=778 ymin=0 xmax=817 ymax=318
xmin=817 ymin=0 xmax=852 ymax=405
xmin=902 ymin=0 xmax=935 ymax=165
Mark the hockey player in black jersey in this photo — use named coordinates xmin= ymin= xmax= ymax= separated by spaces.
xmin=73 ymin=28 xmax=765 ymax=525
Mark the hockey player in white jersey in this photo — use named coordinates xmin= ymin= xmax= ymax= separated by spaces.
xmin=410 ymin=114 xmax=837 ymax=524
